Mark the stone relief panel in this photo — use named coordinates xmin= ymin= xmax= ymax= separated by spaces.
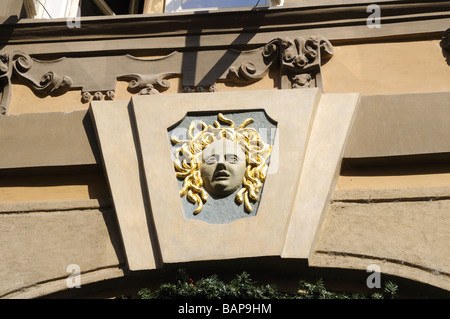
xmin=90 ymin=89 xmax=360 ymax=267
xmin=168 ymin=111 xmax=276 ymax=224
xmin=0 ymin=36 xmax=333 ymax=115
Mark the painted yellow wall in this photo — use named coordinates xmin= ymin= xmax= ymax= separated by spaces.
xmin=322 ymin=40 xmax=450 ymax=95
xmin=311 ymin=198 xmax=450 ymax=292
xmin=0 ymin=173 xmax=109 ymax=204
xmin=8 ymin=78 xmax=182 ymax=115
xmin=336 ymin=163 xmax=450 ymax=191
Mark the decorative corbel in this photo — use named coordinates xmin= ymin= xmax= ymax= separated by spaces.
xmin=276 ymin=36 xmax=334 ymax=89
xmin=222 ymin=36 xmax=333 ymax=90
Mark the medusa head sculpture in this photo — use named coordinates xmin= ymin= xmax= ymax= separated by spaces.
xmin=171 ymin=113 xmax=272 ymax=215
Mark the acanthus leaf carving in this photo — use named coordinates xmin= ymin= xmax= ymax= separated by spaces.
xmin=223 ymin=35 xmax=333 ymax=89
xmin=227 ymin=61 xmax=263 ymax=83
xmin=279 ymin=36 xmax=334 ymax=72
xmin=224 ymin=44 xmax=279 ymax=84
xmin=277 ymin=36 xmax=333 ymax=89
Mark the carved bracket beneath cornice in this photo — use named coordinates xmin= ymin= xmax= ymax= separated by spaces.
xmin=224 ymin=36 xmax=333 ymax=90
xmin=0 ymin=36 xmax=333 ymax=115
xmin=277 ymin=36 xmax=334 ymax=89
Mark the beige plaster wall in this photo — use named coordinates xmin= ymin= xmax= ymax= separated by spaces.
xmin=322 ymin=40 xmax=450 ymax=95
xmin=0 ymin=172 xmax=109 ymax=204
xmin=336 ymin=163 xmax=450 ymax=191
xmin=8 ymin=78 xmax=182 ymax=115
xmin=0 ymin=170 xmax=118 ymax=298
xmin=343 ymin=92 xmax=450 ymax=159
xmin=310 ymin=196 xmax=450 ymax=291
xmin=310 ymin=162 xmax=450 ymax=292
xmin=0 ymin=205 xmax=125 ymax=298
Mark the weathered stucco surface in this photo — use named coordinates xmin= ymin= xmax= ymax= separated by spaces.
xmin=0 ymin=172 xmax=109 ymax=204
xmin=314 ymin=164 xmax=450 ymax=292
xmin=0 ymin=203 xmax=125 ymax=298
xmin=310 ymin=191 xmax=450 ymax=291
xmin=322 ymin=40 xmax=450 ymax=95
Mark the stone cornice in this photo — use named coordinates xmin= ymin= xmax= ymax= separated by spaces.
xmin=0 ymin=1 xmax=449 ymax=56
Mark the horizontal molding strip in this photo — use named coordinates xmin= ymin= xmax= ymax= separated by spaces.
xmin=0 ymin=199 xmax=113 ymax=214
xmin=332 ymin=187 xmax=450 ymax=203
xmin=314 ymin=250 xmax=450 ymax=279
xmin=0 ymin=2 xmax=449 ymax=55
xmin=2 ymin=92 xmax=450 ymax=171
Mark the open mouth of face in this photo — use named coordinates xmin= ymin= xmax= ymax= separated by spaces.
xmin=213 ymin=170 xmax=230 ymax=180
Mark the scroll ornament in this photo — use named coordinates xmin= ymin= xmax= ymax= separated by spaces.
xmin=118 ymin=73 xmax=176 ymax=95
xmin=0 ymin=36 xmax=333 ymax=114
xmin=0 ymin=51 xmax=73 ymax=114
xmin=226 ymin=36 xmax=334 ymax=89
xmin=278 ymin=36 xmax=334 ymax=88
xmin=10 ymin=52 xmax=73 ymax=94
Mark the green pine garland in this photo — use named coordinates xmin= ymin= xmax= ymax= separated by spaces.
xmin=134 ymin=268 xmax=398 ymax=299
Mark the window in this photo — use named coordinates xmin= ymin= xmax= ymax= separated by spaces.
xmin=165 ymin=0 xmax=283 ymax=13
xmin=33 ymin=0 xmax=81 ymax=19
xmin=29 ymin=0 xmax=146 ymax=19
xmin=26 ymin=0 xmax=283 ymax=19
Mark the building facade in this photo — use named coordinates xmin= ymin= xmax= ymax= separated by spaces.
xmin=0 ymin=0 xmax=450 ymax=298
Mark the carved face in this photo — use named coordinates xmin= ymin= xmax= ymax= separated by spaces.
xmin=200 ymin=139 xmax=246 ymax=197
xmin=172 ymin=113 xmax=272 ymax=214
